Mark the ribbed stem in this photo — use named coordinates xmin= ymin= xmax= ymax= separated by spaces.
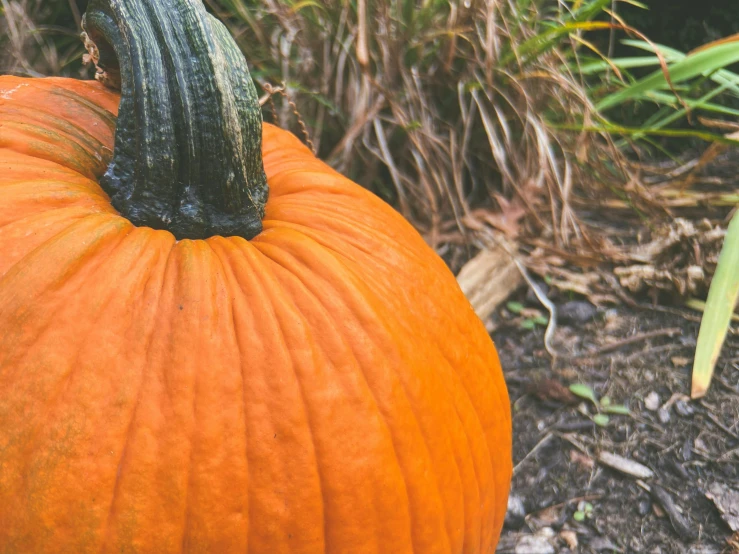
xmin=82 ymin=0 xmax=268 ymax=240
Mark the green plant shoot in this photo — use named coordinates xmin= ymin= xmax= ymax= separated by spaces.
xmin=692 ymin=210 xmax=739 ymax=398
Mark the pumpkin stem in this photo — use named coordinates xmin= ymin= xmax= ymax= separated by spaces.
xmin=82 ymin=0 xmax=267 ymax=240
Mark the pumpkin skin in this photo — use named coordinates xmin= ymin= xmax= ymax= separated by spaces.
xmin=0 ymin=75 xmax=511 ymax=553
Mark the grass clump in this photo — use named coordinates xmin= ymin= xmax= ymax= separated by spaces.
xmin=0 ymin=0 xmax=89 ymax=77
xmin=207 ymin=0 xmax=630 ymax=251
xmin=579 ymin=35 xmax=739 ymax=151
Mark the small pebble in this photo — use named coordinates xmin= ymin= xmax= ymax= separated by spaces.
xmin=638 ymin=498 xmax=652 ymax=516
xmin=644 ymin=391 xmax=660 ymax=411
xmin=589 ymin=536 xmax=619 ymax=551
xmin=675 ymin=400 xmax=695 ymax=417
xmin=515 ymin=534 xmax=555 ymax=554
xmin=658 ymin=407 xmax=671 ymax=424
xmin=505 ymin=495 xmax=527 ymax=529
xmin=558 ymin=301 xmax=597 ymax=324
xmin=633 ymin=448 xmax=649 ymax=463
xmin=687 ymin=545 xmax=721 ymax=553
xmin=539 ymin=527 xmax=555 ymax=538
xmin=603 ymin=310 xmax=619 ymax=327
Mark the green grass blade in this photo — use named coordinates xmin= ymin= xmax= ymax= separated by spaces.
xmin=686 ymin=298 xmax=739 ymax=322
xmin=554 ymin=123 xmax=739 ymax=145
xmin=597 ymin=39 xmax=739 ymax=111
xmin=640 ymin=90 xmax=739 ymax=117
xmin=569 ymin=383 xmax=598 ymax=405
xmin=576 ymin=55 xmax=680 ymax=74
xmin=507 ymin=21 xmax=613 ymax=66
xmin=619 ymin=40 xmax=739 ymax=97
xmin=622 ymin=80 xmax=738 ymax=142
xmin=619 ymin=39 xmax=684 ymax=58
xmin=691 ymin=211 xmax=739 ymax=398
xmin=568 ymin=0 xmax=612 ymax=22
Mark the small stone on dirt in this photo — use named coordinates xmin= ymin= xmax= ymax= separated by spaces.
xmin=675 ymin=399 xmax=695 ymax=417
xmin=588 ymin=536 xmax=620 ymax=551
xmin=705 ymin=483 xmax=739 ymax=532
xmin=505 ymin=494 xmax=527 ymax=529
xmin=558 ymin=300 xmax=597 ymax=324
xmin=515 ymin=534 xmax=555 ymax=554
xmin=638 ymin=497 xmax=652 ymax=516
xmin=687 ymin=546 xmax=722 ymax=554
xmin=645 ymin=391 xmax=661 ymax=411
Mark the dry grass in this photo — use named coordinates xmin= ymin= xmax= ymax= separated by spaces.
xmin=0 ymin=0 xmax=89 ymax=77
xmin=208 ymin=0 xmax=635 ymax=254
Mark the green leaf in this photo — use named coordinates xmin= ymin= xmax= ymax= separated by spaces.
xmin=692 ymin=211 xmax=739 ymax=398
xmin=573 ymin=510 xmax=586 ymax=522
xmin=600 ymin=396 xmax=611 ymax=407
xmin=592 ymin=414 xmax=610 ymax=427
xmin=618 ymin=39 xmax=739 ymax=97
xmin=597 ymin=38 xmax=739 ymax=111
xmin=507 ymin=21 xmax=613 ymax=67
xmin=620 ymin=39 xmax=684 ymax=57
xmin=602 ymin=404 xmax=631 ymax=415
xmin=520 ymin=319 xmax=537 ymax=330
xmin=569 ymin=383 xmax=598 ymax=405
xmin=288 ymin=0 xmax=325 ymax=14
xmin=507 ymin=301 xmax=525 ymax=314
xmin=569 ymin=0 xmax=612 ymax=22
xmin=619 ymin=0 xmax=648 ymax=8
xmin=555 ymin=123 xmax=739 ymax=146
xmin=577 ymin=55 xmax=682 ymax=75
xmin=600 ymin=79 xmax=739 ymax=145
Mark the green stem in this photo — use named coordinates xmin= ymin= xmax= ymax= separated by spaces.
xmin=82 ymin=0 xmax=267 ymax=240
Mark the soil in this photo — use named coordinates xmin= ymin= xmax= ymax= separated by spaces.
xmin=492 ymin=298 xmax=739 ymax=553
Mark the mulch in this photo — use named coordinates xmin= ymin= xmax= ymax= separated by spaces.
xmin=493 ymin=299 xmax=739 ymax=553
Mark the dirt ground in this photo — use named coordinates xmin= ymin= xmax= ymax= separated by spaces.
xmin=492 ymin=298 xmax=739 ymax=553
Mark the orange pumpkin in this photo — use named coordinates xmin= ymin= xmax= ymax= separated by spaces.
xmin=0 ymin=1 xmax=511 ymax=552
